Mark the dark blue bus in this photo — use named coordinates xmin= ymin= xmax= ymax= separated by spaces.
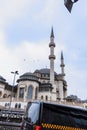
xmin=21 ymin=101 xmax=87 ymax=130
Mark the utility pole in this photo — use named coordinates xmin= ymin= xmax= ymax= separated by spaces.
xmin=9 ymin=71 xmax=19 ymax=109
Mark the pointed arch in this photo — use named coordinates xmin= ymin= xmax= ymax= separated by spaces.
xmin=27 ymin=85 xmax=33 ymax=99
xmin=41 ymin=95 xmax=43 ymax=100
xmin=3 ymin=93 xmax=7 ymax=98
xmin=46 ymin=95 xmax=48 ymax=101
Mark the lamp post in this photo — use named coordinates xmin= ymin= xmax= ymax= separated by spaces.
xmin=9 ymin=71 xmax=19 ymax=109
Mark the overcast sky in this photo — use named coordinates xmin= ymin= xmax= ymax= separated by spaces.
xmin=0 ymin=0 xmax=87 ymax=100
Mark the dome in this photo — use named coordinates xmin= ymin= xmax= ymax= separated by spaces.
xmin=34 ymin=69 xmax=40 ymax=73
xmin=36 ymin=68 xmax=57 ymax=76
xmin=17 ymin=72 xmax=39 ymax=82
xmin=0 ymin=75 xmax=6 ymax=83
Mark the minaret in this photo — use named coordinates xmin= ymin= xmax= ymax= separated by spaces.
xmin=49 ymin=27 xmax=56 ymax=85
xmin=60 ymin=51 xmax=65 ymax=78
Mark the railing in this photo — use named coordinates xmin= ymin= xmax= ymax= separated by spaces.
xmin=0 ymin=98 xmax=86 ymax=109
xmin=0 ymin=97 xmax=24 ymax=102
xmin=0 ymin=121 xmax=21 ymax=130
xmin=0 ymin=109 xmax=24 ymax=130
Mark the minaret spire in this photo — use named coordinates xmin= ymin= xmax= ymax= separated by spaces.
xmin=60 ymin=51 xmax=65 ymax=77
xmin=49 ymin=27 xmax=56 ymax=85
xmin=61 ymin=51 xmax=63 ymax=59
xmin=50 ymin=26 xmax=54 ymax=38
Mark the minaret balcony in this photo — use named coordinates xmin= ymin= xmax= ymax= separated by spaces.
xmin=49 ymin=42 xmax=55 ymax=47
xmin=60 ymin=64 xmax=65 ymax=67
xmin=49 ymin=55 xmax=56 ymax=59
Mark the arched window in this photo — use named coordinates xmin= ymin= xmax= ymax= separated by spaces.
xmin=41 ymin=95 xmax=43 ymax=100
xmin=5 ymin=103 xmax=7 ymax=107
xmin=19 ymin=103 xmax=21 ymax=109
xmin=15 ymin=103 xmax=18 ymax=109
xmin=19 ymin=88 xmax=24 ymax=98
xmin=8 ymin=95 xmax=11 ymax=98
xmin=3 ymin=94 xmax=7 ymax=98
xmin=0 ymin=91 xmax=2 ymax=97
xmin=27 ymin=86 xmax=33 ymax=99
xmin=7 ymin=103 xmax=10 ymax=106
xmin=46 ymin=96 xmax=48 ymax=100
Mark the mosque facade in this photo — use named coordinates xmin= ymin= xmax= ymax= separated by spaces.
xmin=0 ymin=28 xmax=67 ymax=106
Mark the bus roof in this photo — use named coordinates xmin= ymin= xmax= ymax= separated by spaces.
xmin=29 ymin=100 xmax=87 ymax=112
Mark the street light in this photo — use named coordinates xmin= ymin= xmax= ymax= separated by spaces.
xmin=9 ymin=71 xmax=19 ymax=109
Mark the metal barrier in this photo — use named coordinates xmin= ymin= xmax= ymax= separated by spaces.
xmin=0 ymin=121 xmax=21 ymax=130
xmin=0 ymin=109 xmax=24 ymax=130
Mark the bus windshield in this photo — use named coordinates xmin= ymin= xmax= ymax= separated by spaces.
xmin=25 ymin=102 xmax=40 ymax=124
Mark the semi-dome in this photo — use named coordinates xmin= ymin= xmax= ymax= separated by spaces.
xmin=17 ymin=72 xmax=39 ymax=82
xmin=35 ymin=68 xmax=57 ymax=75
xmin=0 ymin=75 xmax=6 ymax=83
xmin=34 ymin=69 xmax=40 ymax=73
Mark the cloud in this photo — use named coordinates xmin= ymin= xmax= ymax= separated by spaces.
xmin=66 ymin=64 xmax=87 ymax=99
xmin=0 ymin=30 xmax=66 ymax=84
xmin=0 ymin=39 xmax=46 ymax=83
xmin=0 ymin=0 xmax=36 ymax=27
xmin=33 ymin=0 xmax=61 ymax=25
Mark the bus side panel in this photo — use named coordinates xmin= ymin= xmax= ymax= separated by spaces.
xmin=41 ymin=103 xmax=87 ymax=130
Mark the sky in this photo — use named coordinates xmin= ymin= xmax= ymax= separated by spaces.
xmin=0 ymin=0 xmax=87 ymax=100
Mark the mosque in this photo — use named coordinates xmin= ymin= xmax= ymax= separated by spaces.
xmin=0 ymin=28 xmax=68 ymax=108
